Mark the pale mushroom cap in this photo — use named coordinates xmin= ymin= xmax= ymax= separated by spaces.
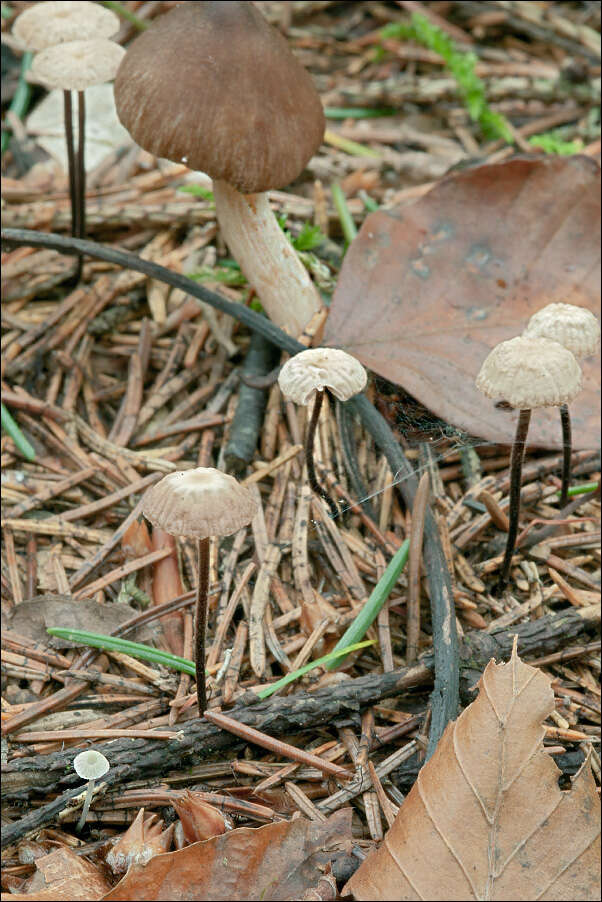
xmin=30 ymin=39 xmax=125 ymax=91
xmin=142 ymin=467 xmax=259 ymax=539
xmin=523 ymin=303 xmax=601 ymax=360
xmin=476 ymin=336 xmax=582 ymax=409
xmin=13 ymin=1 xmax=119 ymax=52
xmin=74 ymin=749 xmax=110 ymax=781
xmin=278 ymin=348 xmax=367 ymax=405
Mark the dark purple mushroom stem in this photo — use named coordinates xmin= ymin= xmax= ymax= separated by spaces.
xmin=195 ymin=536 xmax=210 ymax=715
xmin=499 ymin=408 xmax=531 ymax=589
xmin=559 ymin=403 xmax=572 ymax=508
xmin=306 ymin=389 xmax=339 ymax=520
xmin=62 ymin=89 xmax=86 ymax=282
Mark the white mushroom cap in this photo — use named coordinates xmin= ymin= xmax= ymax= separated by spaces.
xmin=142 ymin=467 xmax=259 ymax=539
xmin=30 ymin=39 xmax=125 ymax=91
xmin=523 ymin=303 xmax=601 ymax=360
xmin=74 ymin=749 xmax=110 ymax=781
xmin=278 ymin=348 xmax=367 ymax=405
xmin=476 ymin=336 xmax=582 ymax=410
xmin=13 ymin=1 xmax=119 ymax=52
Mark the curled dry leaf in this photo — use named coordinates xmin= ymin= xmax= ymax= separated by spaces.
xmin=172 ymin=790 xmax=231 ymax=844
xmin=103 ymin=809 xmax=352 ymax=902
xmin=0 ymin=846 xmax=110 ymax=901
xmin=324 ymin=155 xmax=601 ymax=449
xmin=105 ymin=808 xmax=174 ymax=877
xmin=344 ymin=644 xmax=601 ymax=901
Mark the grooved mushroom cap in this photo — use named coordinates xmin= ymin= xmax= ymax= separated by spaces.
xmin=13 ymin=1 xmax=119 ymax=52
xmin=278 ymin=348 xmax=367 ymax=405
xmin=476 ymin=336 xmax=582 ymax=409
xmin=114 ymin=0 xmax=325 ymax=193
xmin=30 ymin=39 xmax=125 ymax=91
xmin=523 ymin=303 xmax=601 ymax=360
xmin=74 ymin=750 xmax=110 ymax=781
xmin=142 ymin=467 xmax=259 ymax=539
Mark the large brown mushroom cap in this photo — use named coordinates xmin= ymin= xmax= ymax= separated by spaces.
xmin=142 ymin=467 xmax=259 ymax=539
xmin=476 ymin=336 xmax=582 ymax=410
xmin=114 ymin=0 xmax=325 ymax=193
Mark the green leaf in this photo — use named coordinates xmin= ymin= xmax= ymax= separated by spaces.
xmin=47 ymin=628 xmax=196 ymax=675
xmin=256 ymin=640 xmax=376 ymax=699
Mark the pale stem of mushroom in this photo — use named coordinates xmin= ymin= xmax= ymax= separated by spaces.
xmin=212 ymin=180 xmax=322 ymax=338
xmin=559 ymin=403 xmax=572 ymax=508
xmin=306 ymin=389 xmax=339 ymax=520
xmin=76 ymin=778 xmax=96 ymax=833
xmin=499 ymin=408 xmax=531 ymax=589
xmin=195 ymin=536 xmax=210 ymax=716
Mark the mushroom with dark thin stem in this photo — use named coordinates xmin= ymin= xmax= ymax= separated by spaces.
xmin=476 ymin=335 xmax=582 ymax=590
xmin=12 ymin=2 xmax=121 ymax=283
xmin=141 ymin=468 xmax=258 ymax=716
xmin=278 ymin=348 xmax=367 ymax=519
xmin=28 ymin=39 xmax=124 ymax=281
xmin=523 ymin=302 xmax=600 ymax=507
xmin=73 ymin=749 xmax=110 ymax=833
xmin=113 ymin=0 xmax=325 ymax=338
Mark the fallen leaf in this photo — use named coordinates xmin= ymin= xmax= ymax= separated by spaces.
xmin=103 ymin=810 xmax=352 ymax=901
xmin=172 ymin=790 xmax=231 ymax=844
xmin=0 ymin=594 xmax=152 ymax=647
xmin=344 ymin=644 xmax=601 ymax=901
xmin=324 ymin=155 xmax=601 ymax=449
xmin=0 ymin=846 xmax=110 ymax=901
xmin=105 ymin=809 xmax=174 ymax=877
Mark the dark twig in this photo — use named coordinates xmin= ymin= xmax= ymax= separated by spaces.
xmin=1 ymin=227 xmax=459 ymax=754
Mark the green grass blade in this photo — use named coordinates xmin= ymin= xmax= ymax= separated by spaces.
xmin=47 ymin=628 xmax=196 ymax=675
xmin=1 ymin=402 xmax=36 ymax=460
xmin=256 ymin=640 xmax=375 ymax=699
xmin=331 ymin=181 xmax=358 ymax=245
xmin=326 ymin=538 xmax=410 ymax=670
xmin=1 ymin=51 xmax=33 ymax=157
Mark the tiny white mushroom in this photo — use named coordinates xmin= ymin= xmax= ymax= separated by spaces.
xmin=73 ymin=749 xmax=110 ymax=832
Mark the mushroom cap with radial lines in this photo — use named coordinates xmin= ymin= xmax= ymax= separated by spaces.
xmin=523 ymin=303 xmax=601 ymax=360
xmin=476 ymin=336 xmax=582 ymax=410
xmin=113 ymin=0 xmax=325 ymax=194
xmin=141 ymin=467 xmax=259 ymax=539
xmin=30 ymin=39 xmax=125 ymax=92
xmin=13 ymin=1 xmax=119 ymax=52
xmin=278 ymin=348 xmax=368 ymax=405
xmin=74 ymin=750 xmax=110 ymax=781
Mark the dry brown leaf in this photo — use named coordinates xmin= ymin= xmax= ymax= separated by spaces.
xmin=0 ymin=847 xmax=110 ymax=901
xmin=172 ymin=790 xmax=231 ymax=844
xmin=105 ymin=809 xmax=174 ymax=877
xmin=103 ymin=809 xmax=352 ymax=901
xmin=324 ymin=155 xmax=601 ymax=449
xmin=345 ymin=645 xmax=601 ymax=901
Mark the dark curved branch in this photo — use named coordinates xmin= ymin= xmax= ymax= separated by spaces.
xmin=1 ymin=226 xmax=459 ymax=756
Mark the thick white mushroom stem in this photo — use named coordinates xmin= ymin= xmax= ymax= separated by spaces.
xmin=213 ymin=180 xmax=322 ymax=337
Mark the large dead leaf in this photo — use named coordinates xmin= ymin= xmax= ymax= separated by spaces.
xmin=103 ymin=810 xmax=352 ymax=901
xmin=324 ymin=155 xmax=601 ymax=449
xmin=344 ymin=646 xmax=601 ymax=901
xmin=0 ymin=847 xmax=110 ymax=901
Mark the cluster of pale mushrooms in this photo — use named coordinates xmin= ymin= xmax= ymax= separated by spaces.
xmin=9 ymin=2 xmax=600 ymax=832
xmin=476 ymin=302 xmax=600 ymax=588
xmin=12 ymin=1 xmax=125 ymax=281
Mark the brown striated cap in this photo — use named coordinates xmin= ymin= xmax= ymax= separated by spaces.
xmin=523 ymin=303 xmax=600 ymax=360
xmin=13 ymin=1 xmax=119 ymax=52
xmin=30 ymin=39 xmax=125 ymax=91
xmin=114 ymin=1 xmax=325 ymax=193
xmin=476 ymin=336 xmax=582 ymax=410
xmin=278 ymin=347 xmax=367 ymax=405
xmin=141 ymin=467 xmax=259 ymax=539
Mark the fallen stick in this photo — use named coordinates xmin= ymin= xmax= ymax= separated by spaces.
xmin=2 ymin=605 xmax=597 ymax=848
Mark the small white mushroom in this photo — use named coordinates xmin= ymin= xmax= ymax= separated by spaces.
xmin=73 ymin=749 xmax=110 ymax=832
